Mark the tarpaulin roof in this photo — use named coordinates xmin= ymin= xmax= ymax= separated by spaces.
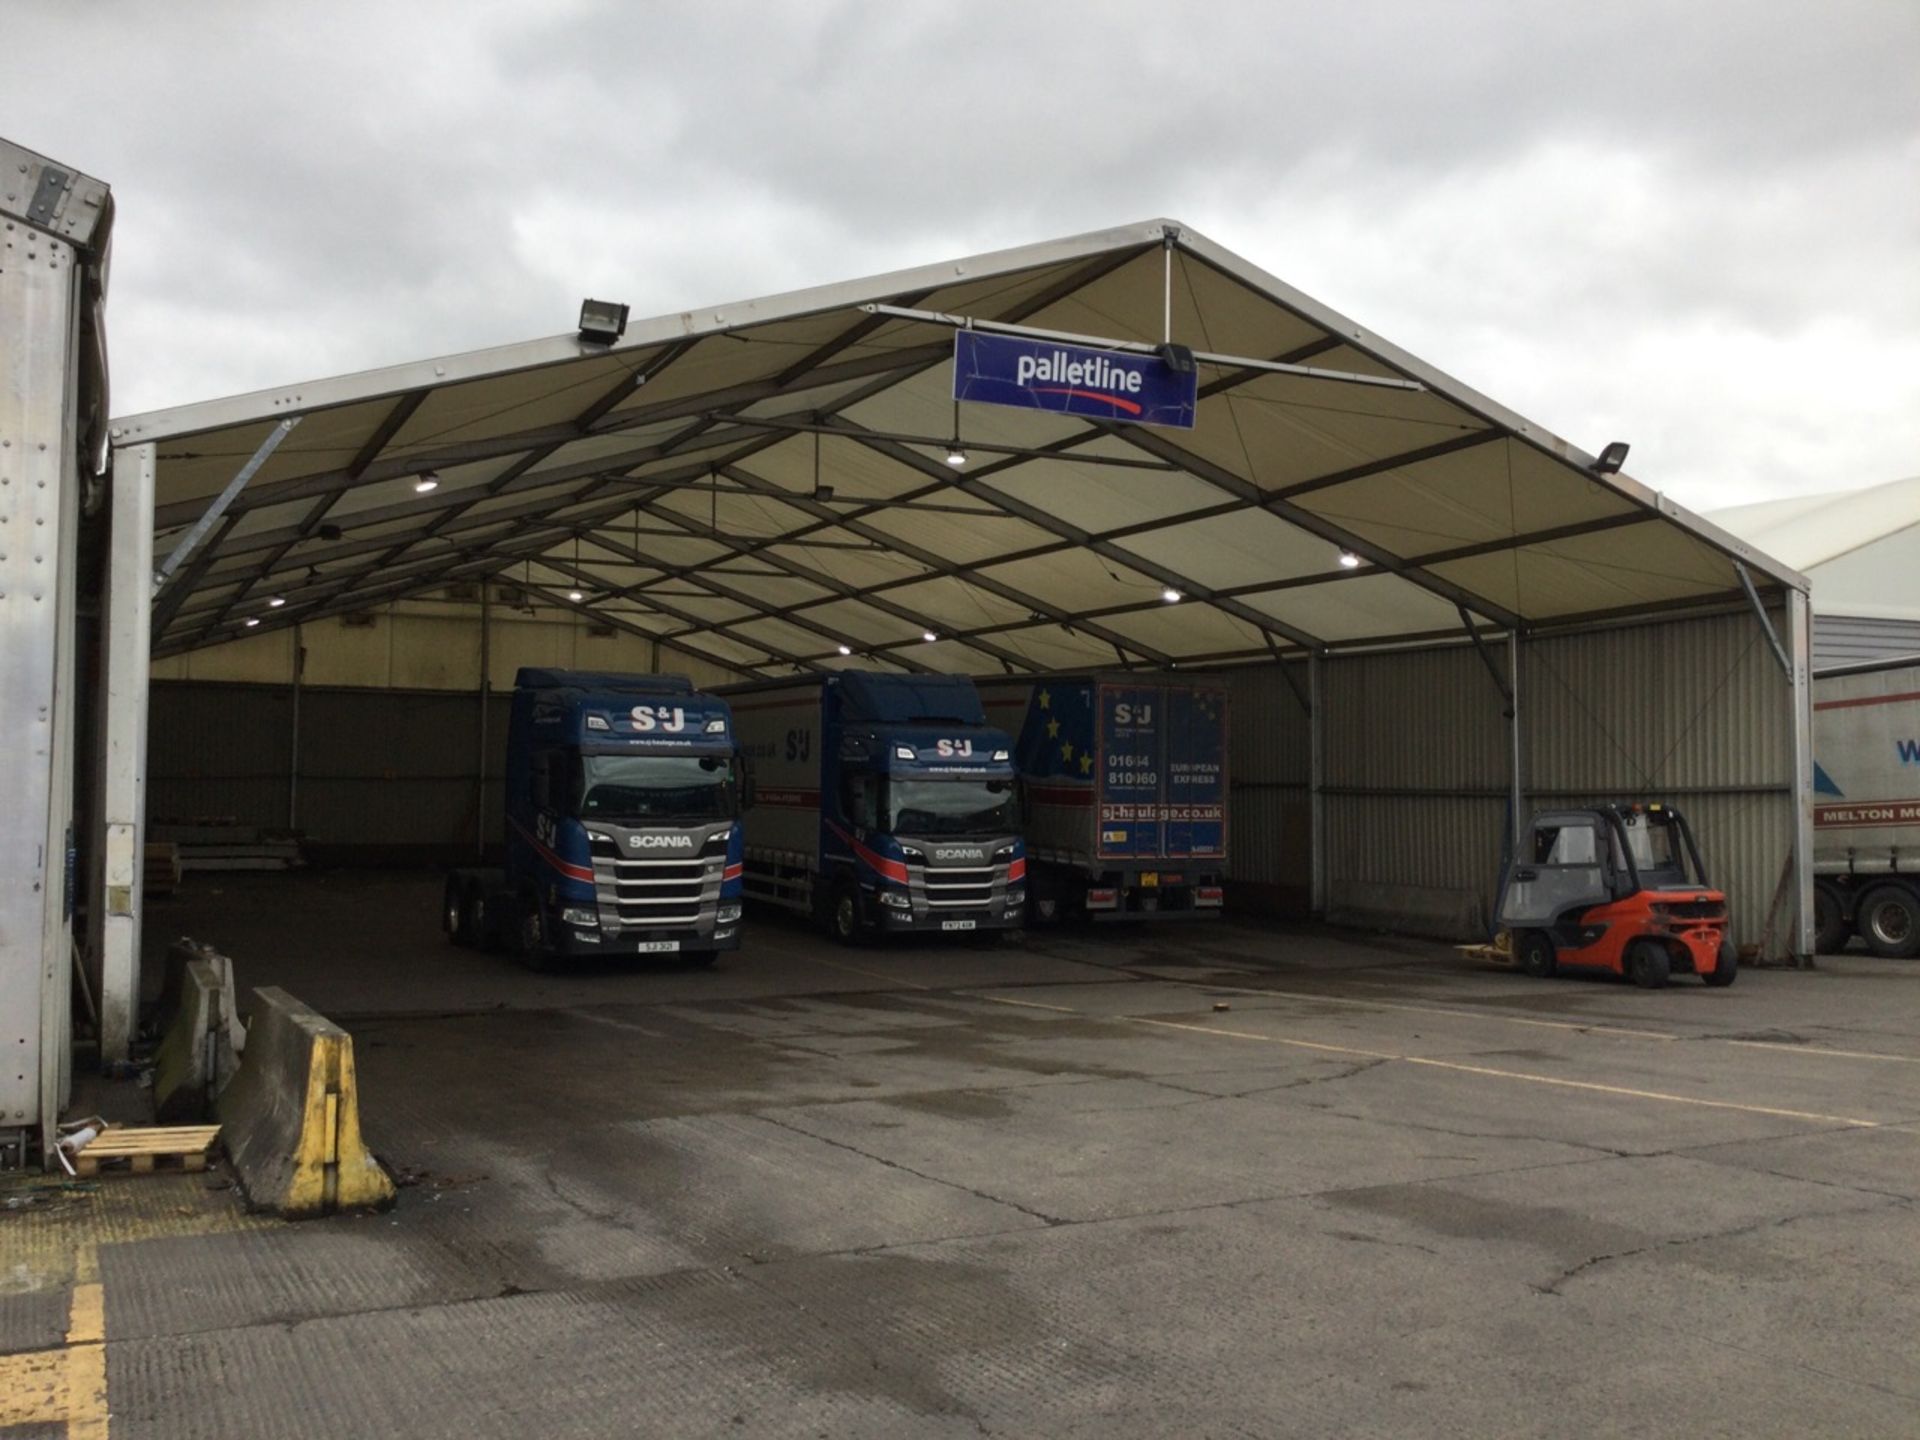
xmin=113 ymin=219 xmax=1805 ymax=678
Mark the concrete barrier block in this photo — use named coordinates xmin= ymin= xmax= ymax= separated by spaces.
xmin=217 ymin=986 xmax=394 ymax=1219
xmin=151 ymin=958 xmax=238 ymax=1122
xmin=157 ymin=937 xmax=247 ymax=1057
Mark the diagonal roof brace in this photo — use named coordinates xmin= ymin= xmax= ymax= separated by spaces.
xmin=151 ymin=415 xmax=299 ymax=597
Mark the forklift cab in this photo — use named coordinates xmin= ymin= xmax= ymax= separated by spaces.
xmin=1500 ymin=804 xmax=1709 ymax=929
xmin=1497 ymin=803 xmax=1732 ymax=988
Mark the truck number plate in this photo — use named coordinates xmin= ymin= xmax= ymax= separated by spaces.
xmin=941 ymin=920 xmax=977 ymax=932
xmin=634 ymin=940 xmax=681 ymax=953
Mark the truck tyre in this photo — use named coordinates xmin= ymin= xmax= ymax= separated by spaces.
xmin=1514 ymin=929 xmax=1556 ymax=978
xmin=1859 ymin=886 xmax=1920 ymax=959
xmin=1813 ymin=885 xmax=1849 ymax=955
xmin=1703 ymin=936 xmax=1738 ymax=987
xmin=830 ymin=880 xmax=866 ymax=947
xmin=517 ymin=897 xmax=561 ymax=972
xmin=466 ymin=887 xmax=497 ymax=952
xmin=1626 ymin=939 xmax=1671 ymax=989
xmin=444 ymin=876 xmax=474 ymax=948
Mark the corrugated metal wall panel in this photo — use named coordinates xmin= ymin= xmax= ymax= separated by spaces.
xmin=1225 ymin=662 xmax=1310 ymax=910
xmin=1522 ymin=608 xmax=1793 ymax=945
xmin=1813 ymin=614 xmax=1920 ymax=670
xmin=1320 ymin=645 xmax=1512 ymax=938
xmin=148 ymin=683 xmax=295 ymax=828
xmin=151 ymin=681 xmax=511 ymax=857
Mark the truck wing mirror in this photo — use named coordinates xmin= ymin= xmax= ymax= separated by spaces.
xmin=736 ymin=753 xmax=756 ymax=809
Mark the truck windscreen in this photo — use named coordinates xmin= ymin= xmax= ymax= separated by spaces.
xmin=886 ymin=778 xmax=1016 ymax=837
xmin=577 ymin=754 xmax=736 ymax=822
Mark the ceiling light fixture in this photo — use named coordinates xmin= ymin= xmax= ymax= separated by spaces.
xmin=1338 ymin=550 xmax=1362 ymax=570
xmin=837 ymin=643 xmax=852 ymax=656
xmin=267 ymin=595 xmax=287 ymax=608
xmin=922 ymin=631 xmax=938 ymax=643
xmin=244 ymin=617 xmax=261 ymax=628
xmin=567 ymin=589 xmax=585 ymax=603
xmin=1161 ymin=587 xmax=1182 ymax=604
xmin=414 ymin=472 xmax=440 ymax=494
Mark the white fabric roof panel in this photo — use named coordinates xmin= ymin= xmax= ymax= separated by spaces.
xmin=117 ymin=219 xmax=1805 ymax=677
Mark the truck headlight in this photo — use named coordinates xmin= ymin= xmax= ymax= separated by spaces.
xmin=560 ymin=907 xmax=598 ymax=927
xmin=717 ymin=901 xmax=742 ymax=923
xmin=878 ymin=890 xmax=911 ymax=910
xmin=1006 ymin=889 xmax=1026 ymax=909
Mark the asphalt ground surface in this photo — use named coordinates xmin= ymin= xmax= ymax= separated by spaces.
xmin=5 ymin=868 xmax=1919 ymax=1437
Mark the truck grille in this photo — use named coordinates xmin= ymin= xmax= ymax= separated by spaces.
xmin=914 ymin=862 xmax=998 ymax=910
xmin=588 ymin=834 xmax=711 ymax=928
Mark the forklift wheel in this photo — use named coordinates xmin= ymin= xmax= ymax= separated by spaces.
xmin=1626 ymin=939 xmax=1671 ymax=989
xmin=1515 ymin=930 xmax=1557 ymax=978
xmin=1703 ymin=936 xmax=1738 ymax=987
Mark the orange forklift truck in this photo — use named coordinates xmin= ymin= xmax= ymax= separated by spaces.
xmin=1498 ymin=803 xmax=1737 ymax=988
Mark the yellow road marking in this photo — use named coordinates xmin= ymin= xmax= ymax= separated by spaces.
xmin=0 ymin=1246 xmax=111 ymax=1435
xmin=1124 ymin=1014 xmax=1881 ymax=1128
xmin=978 ymin=994 xmax=1080 ymax=1014
xmin=794 ymin=952 xmax=933 ymax=991
xmin=1726 ymin=1039 xmax=1920 ymax=1065
xmin=1224 ymin=983 xmax=1683 ymax=1042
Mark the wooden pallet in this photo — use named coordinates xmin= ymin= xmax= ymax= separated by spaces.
xmin=70 ymin=1124 xmax=220 ymax=1178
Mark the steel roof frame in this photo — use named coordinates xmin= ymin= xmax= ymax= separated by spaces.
xmin=123 ymin=218 xmax=1810 ymax=677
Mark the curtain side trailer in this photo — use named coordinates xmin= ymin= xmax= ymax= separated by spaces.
xmin=977 ymin=674 xmax=1228 ymax=921
xmin=1812 ymin=657 xmax=1920 ymax=957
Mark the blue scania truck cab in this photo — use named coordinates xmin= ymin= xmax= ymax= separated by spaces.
xmin=726 ymin=672 xmax=1027 ymax=944
xmin=443 ymin=668 xmax=746 ymax=968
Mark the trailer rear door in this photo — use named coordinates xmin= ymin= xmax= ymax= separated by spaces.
xmin=1096 ymin=683 xmax=1226 ymax=862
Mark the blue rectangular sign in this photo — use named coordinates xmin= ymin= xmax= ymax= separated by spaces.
xmin=954 ymin=331 xmax=1197 ymax=430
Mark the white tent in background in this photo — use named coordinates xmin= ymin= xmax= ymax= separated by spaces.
xmin=1709 ymin=477 xmax=1920 ymax=668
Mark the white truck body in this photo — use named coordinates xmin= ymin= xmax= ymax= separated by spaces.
xmin=1811 ymin=657 xmax=1920 ymax=955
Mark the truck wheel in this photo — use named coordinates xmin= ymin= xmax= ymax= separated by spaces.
xmin=1813 ymin=885 xmax=1849 ymax=955
xmin=444 ymin=876 xmax=473 ymax=948
xmin=517 ymin=899 xmax=560 ymax=972
xmin=1703 ymin=936 xmax=1738 ymax=987
xmin=465 ymin=887 xmax=496 ymax=952
xmin=830 ymin=881 xmax=865 ymax=947
xmin=1514 ymin=929 xmax=1556 ymax=978
xmin=1626 ymin=939 xmax=1671 ymax=989
xmin=1859 ymin=886 xmax=1920 ymax=959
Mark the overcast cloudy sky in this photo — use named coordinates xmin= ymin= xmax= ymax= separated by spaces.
xmin=8 ymin=1 xmax=1917 ymax=511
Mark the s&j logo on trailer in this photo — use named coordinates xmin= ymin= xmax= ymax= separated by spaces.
xmin=953 ymin=332 xmax=1198 ymax=429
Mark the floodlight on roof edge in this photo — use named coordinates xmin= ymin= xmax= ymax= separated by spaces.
xmin=413 ymin=471 xmax=440 ymax=493
xmin=578 ymin=298 xmax=629 ymax=345
xmin=1591 ymin=441 xmax=1630 ymax=475
xmin=944 ymin=399 xmax=966 ymax=469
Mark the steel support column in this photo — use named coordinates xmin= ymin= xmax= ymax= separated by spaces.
xmin=1508 ymin=631 xmax=1525 ymax=848
xmin=94 ymin=442 xmax=155 ymax=1063
xmin=1788 ymin=588 xmax=1815 ymax=964
xmin=1309 ymin=654 xmax=1328 ymax=917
